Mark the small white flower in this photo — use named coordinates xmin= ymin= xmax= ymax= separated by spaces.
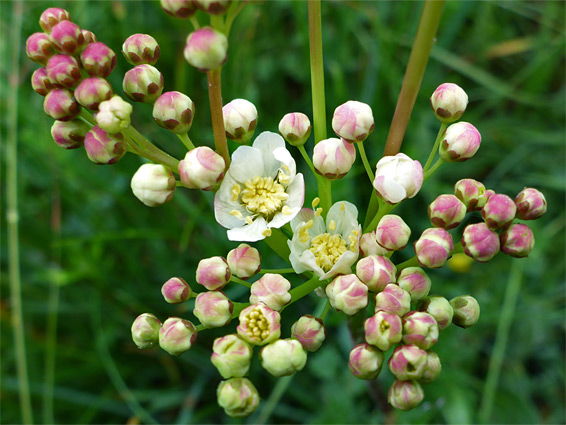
xmin=373 ymin=153 xmax=423 ymax=204
xmin=214 ymin=131 xmax=305 ymax=242
xmin=288 ymin=201 xmax=361 ymax=280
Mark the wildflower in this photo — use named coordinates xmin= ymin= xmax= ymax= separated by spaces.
xmin=373 ymin=153 xmax=423 ymax=204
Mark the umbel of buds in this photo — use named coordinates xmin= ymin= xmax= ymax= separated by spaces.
xmin=131 ymin=313 xmax=162 ymax=349
xmin=159 ymin=317 xmax=197 ymax=355
xmin=51 ymin=119 xmax=89 ymax=149
xmin=439 ymin=122 xmax=481 ymax=162
xmin=279 ymin=112 xmax=311 ymax=146
xmin=373 ymin=153 xmax=423 ymax=204
xmin=349 ymin=343 xmax=384 ymax=380
xmin=84 ymin=126 xmax=126 ymax=165
xmin=184 ymin=27 xmax=228 ymax=72
xmin=430 ymin=82 xmax=468 ymax=123
xmin=123 ymin=64 xmax=164 ymax=103
xmin=332 ymin=100 xmax=375 ymax=143
xmin=313 ymin=138 xmax=356 ymax=180
xmin=223 ymin=99 xmax=258 ymax=144
xmin=179 ymin=147 xmax=225 ymax=190
xmin=217 ymin=378 xmax=260 ymax=418
xmin=161 ymin=277 xmax=191 ymax=304
xmin=153 ymin=91 xmax=195 ymax=134
xmin=291 ymin=315 xmax=326 ymax=352
xmin=211 ymin=334 xmax=253 ymax=379
xmin=260 ymin=338 xmax=307 ymax=377
xmin=122 ymin=34 xmax=160 ymax=66
xmin=130 ymin=163 xmax=176 ymax=207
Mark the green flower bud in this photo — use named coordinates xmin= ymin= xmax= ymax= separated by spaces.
xmin=184 ymin=27 xmax=228 ymax=72
xmin=388 ymin=380 xmax=424 ymax=411
xmin=131 ymin=313 xmax=161 ymax=349
xmin=260 ymin=338 xmax=307 ymax=377
xmin=217 ymin=378 xmax=260 ymax=418
xmin=211 ymin=334 xmax=253 ymax=379
xmin=159 ymin=317 xmax=198 ymax=355
xmin=450 ymin=295 xmax=480 ymax=328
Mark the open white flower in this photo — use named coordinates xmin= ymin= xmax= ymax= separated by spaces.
xmin=214 ymin=131 xmax=305 ymax=242
xmin=288 ymin=201 xmax=360 ymax=280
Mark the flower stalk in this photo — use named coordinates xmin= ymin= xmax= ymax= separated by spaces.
xmin=207 ymin=69 xmax=230 ymax=168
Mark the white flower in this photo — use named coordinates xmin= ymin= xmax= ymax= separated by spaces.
xmin=373 ymin=153 xmax=423 ymax=204
xmin=288 ymin=201 xmax=360 ymax=280
xmin=214 ymin=131 xmax=305 ymax=242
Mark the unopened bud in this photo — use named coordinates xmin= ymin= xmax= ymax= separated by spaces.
xmin=515 ymin=188 xmax=547 ymax=220
xmin=364 ymin=311 xmax=402 ymax=351
xmin=84 ymin=125 xmax=126 ymax=165
xmin=374 ymin=283 xmax=411 ymax=316
xmin=196 ymin=256 xmax=230 ymax=290
xmin=376 ymin=214 xmax=411 ymax=251
xmin=481 ymin=193 xmax=516 ymax=230
xmin=80 ymin=42 xmax=117 ymax=78
xmin=397 ymin=267 xmax=431 ymax=302
xmin=179 ymin=146 xmax=225 ymax=190
xmin=421 ymin=351 xmax=442 ymax=383
xmin=74 ymin=77 xmax=113 ymax=111
xmin=260 ymin=338 xmax=307 ymax=377
xmin=237 ymin=304 xmax=281 ymax=346
xmin=414 ymin=227 xmax=453 ymax=269
xmin=227 ymin=243 xmax=261 ymax=279
xmin=428 ymin=194 xmax=466 ymax=229
xmin=500 ymin=223 xmax=535 ymax=258
xmin=388 ymin=344 xmax=428 ymax=380
xmin=122 ymin=34 xmax=160 ymax=66
xmin=454 ymin=178 xmax=487 ymax=211
xmin=223 ymin=99 xmax=257 ymax=144
xmin=39 ymin=8 xmax=71 ymax=33
xmin=313 ymin=137 xmax=356 ymax=180
xmin=430 ymin=82 xmax=468 ymax=123
xmin=26 ymin=33 xmax=57 ymax=65
xmin=161 ymin=277 xmax=191 ymax=304
xmin=51 ymin=119 xmax=89 ymax=149
xmin=332 ymin=101 xmax=375 ymax=143
xmin=153 ymin=91 xmax=195 ymax=134
xmin=131 ymin=313 xmax=161 ymax=349
xmin=43 ymin=88 xmax=80 ymax=121
xmin=326 ymin=274 xmax=368 ymax=316
xmin=195 ymin=0 xmax=232 ymax=15
xmin=359 ymin=231 xmax=389 ymax=257
xmin=123 ymin=64 xmax=164 ymax=103
xmin=249 ymin=273 xmax=291 ymax=311
xmin=31 ymin=68 xmax=55 ymax=96
xmin=194 ymin=291 xmax=233 ymax=328
xmin=96 ymin=95 xmax=133 ymax=134
xmin=160 ymin=0 xmax=198 ymax=18
xmin=217 ymin=378 xmax=260 ymax=418
xmin=402 ymin=311 xmax=439 ymax=350
xmin=450 ymin=295 xmax=480 ymax=328
xmin=211 ymin=334 xmax=253 ymax=379
xmin=417 ymin=296 xmax=454 ymax=330
xmin=348 ymin=343 xmax=383 ymax=380
xmin=462 ymin=222 xmax=500 ymax=262
xmin=355 ymin=255 xmax=396 ymax=293
xmin=374 ymin=153 xmax=423 ymax=204
xmin=81 ymin=29 xmax=97 ymax=46
xmin=159 ymin=317 xmax=197 ymax=355
xmin=440 ymin=122 xmax=481 ymax=162
xmin=184 ymin=27 xmax=228 ymax=72
xmin=46 ymin=54 xmax=81 ymax=88
xmin=388 ymin=380 xmax=424 ymax=411
xmin=278 ymin=112 xmax=311 ymax=146
xmin=131 ymin=163 xmax=175 ymax=207
xmin=50 ymin=20 xmax=85 ymax=55
xmin=291 ymin=315 xmax=326 ymax=352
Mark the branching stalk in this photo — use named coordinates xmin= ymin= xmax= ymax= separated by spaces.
xmin=207 ymin=69 xmax=231 ymax=168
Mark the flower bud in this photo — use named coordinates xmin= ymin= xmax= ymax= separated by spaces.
xmin=481 ymin=193 xmax=516 ymax=230
xmin=26 ymin=32 xmax=57 ymax=65
xmin=397 ymin=267 xmax=431 ymax=302
xmin=515 ymin=188 xmax=547 ymax=220
xmin=222 ymin=99 xmax=257 ymax=144
xmin=326 ymin=274 xmax=368 ymax=316
xmin=374 ymin=283 xmax=411 ymax=317
xmin=414 ymin=227 xmax=453 ymax=269
xmin=374 ymin=153 xmax=423 ymax=204
xmin=375 ymin=214 xmax=411 ymax=251
xmin=313 ymin=137 xmax=356 ymax=180
xmin=196 ymin=256 xmax=230 ymax=290
xmin=291 ymin=315 xmax=326 ymax=352
xmin=402 ymin=311 xmax=439 ymax=350
xmin=364 ymin=311 xmax=402 ymax=351
xmin=428 ymin=194 xmax=466 ymax=229
xmin=161 ymin=277 xmax=191 ymax=304
xmin=178 ymin=146 xmax=225 ymax=190
xmin=159 ymin=317 xmax=197 ymax=355
xmin=131 ymin=163 xmax=176 ymax=207
xmin=81 ymin=29 xmax=97 ymax=46
xmin=500 ymin=223 xmax=535 ymax=258
xmin=195 ymin=0 xmax=232 ymax=15
xmin=388 ymin=380 xmax=424 ymax=411
xmin=50 ymin=20 xmax=85 ymax=55
xmin=74 ymin=77 xmax=113 ymax=111
xmin=211 ymin=334 xmax=253 ymax=379
xmin=278 ymin=112 xmax=311 ymax=146
xmin=430 ymin=82 xmax=468 ymax=123
xmin=355 ymin=255 xmax=396 ymax=293
xmin=454 ymin=178 xmax=487 ymax=211
xmin=123 ymin=64 xmax=164 ymax=103
xmin=43 ymin=88 xmax=80 ymax=121
xmin=31 ymin=68 xmax=55 ymax=96
xmin=417 ymin=296 xmax=454 ymax=330
xmin=46 ymin=54 xmax=81 ymax=88
xmin=349 ymin=343 xmax=384 ymax=380
xmin=388 ymin=344 xmax=428 ymax=380
xmin=332 ymin=101 xmax=375 ymax=143
xmin=184 ymin=27 xmax=228 ymax=72
xmin=249 ymin=273 xmax=291 ymax=311
xmin=450 ymin=295 xmax=480 ymax=328
xmin=260 ymin=338 xmax=307 ymax=377
xmin=79 ymin=42 xmax=116 ymax=78
xmin=359 ymin=231 xmax=389 ymax=257
xmin=439 ymin=122 xmax=481 ymax=162
xmin=84 ymin=126 xmax=126 ymax=165
xmin=237 ymin=304 xmax=281 ymax=346
xmin=122 ymin=34 xmax=160 ymax=66
xmin=160 ymin=0 xmax=198 ymax=18
xmin=421 ymin=351 xmax=442 ymax=383
xmin=51 ymin=119 xmax=89 ymax=149
xmin=462 ymin=222 xmax=500 ymax=262
xmin=227 ymin=243 xmax=261 ymax=279
xmin=131 ymin=313 xmax=161 ymax=349
xmin=96 ymin=95 xmax=133 ymax=134
xmin=194 ymin=291 xmax=233 ymax=328
xmin=217 ymin=378 xmax=259 ymax=418
xmin=39 ymin=8 xmax=71 ymax=32
xmin=153 ymin=91 xmax=195 ymax=134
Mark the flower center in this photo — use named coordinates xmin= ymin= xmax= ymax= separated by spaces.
xmin=242 ymin=306 xmax=272 ymax=342
xmin=309 ymin=232 xmax=348 ymax=272
xmin=240 ymin=176 xmax=289 ymax=218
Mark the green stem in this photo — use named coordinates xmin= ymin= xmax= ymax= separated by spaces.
xmin=423 ymin=158 xmax=444 ymax=181
xmin=230 ymin=276 xmax=252 ymax=288
xmin=357 ymin=141 xmax=375 ymax=183
xmin=365 ymin=198 xmax=397 ymax=233
xmin=297 ymin=145 xmax=317 ymax=176
xmin=317 ymin=299 xmax=331 ymax=320
xmin=259 ymin=268 xmax=296 ymax=274
xmin=383 ymin=0 xmax=446 ymax=156
xmin=177 ymin=133 xmax=195 ymax=151
xmin=264 ymin=228 xmax=291 ymax=263
xmin=122 ymin=125 xmax=180 ymax=171
xmin=190 ymin=16 xmax=200 ymax=30
xmin=225 ymin=2 xmax=245 ymax=35
xmin=396 ymin=242 xmax=463 ymax=271
xmin=363 ymin=192 xmax=379 ymax=229
xmin=288 ymin=275 xmax=324 ymax=303
xmin=423 ymin=122 xmax=447 ymax=172
xmin=252 ymin=375 xmax=294 ymax=425
xmin=207 ymin=69 xmax=230 ymax=168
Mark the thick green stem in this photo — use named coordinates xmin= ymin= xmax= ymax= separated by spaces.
xmin=122 ymin=126 xmax=180 ymax=171
xmin=423 ymin=122 xmax=447 ymax=172
xmin=259 ymin=268 xmax=295 ymax=274
xmin=230 ymin=276 xmax=252 ymax=288
xmin=177 ymin=133 xmax=196 ymax=151
xmin=383 ymin=0 xmax=445 ymax=156
xmin=288 ymin=275 xmax=324 ymax=304
xmin=365 ymin=198 xmax=397 ymax=233
xmin=253 ymin=375 xmax=294 ymax=425
xmin=207 ymin=69 xmax=231 ymax=168
xmin=423 ymin=158 xmax=444 ymax=181
xmin=357 ymin=141 xmax=375 ymax=183
xmin=363 ymin=191 xmax=379 ymax=229
xmin=396 ymin=242 xmax=464 ymax=271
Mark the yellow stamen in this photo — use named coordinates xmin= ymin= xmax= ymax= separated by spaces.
xmin=315 ymin=208 xmax=323 ymax=217
xmin=309 ymin=232 xmax=348 ymax=272
xmin=245 ymin=216 xmax=253 ymax=225
xmin=312 ymin=197 xmax=320 ymax=208
xmin=262 ymin=228 xmax=272 ymax=237
xmin=240 ymin=176 xmax=289 ymax=218
xmin=282 ymin=205 xmax=293 ymax=216
xmin=328 ymin=220 xmax=336 ymax=232
xmin=242 ymin=306 xmax=272 ymax=342
xmin=230 ymin=210 xmax=243 ymax=219
xmin=231 ymin=184 xmax=241 ymax=202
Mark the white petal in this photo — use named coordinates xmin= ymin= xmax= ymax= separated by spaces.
xmin=297 ymin=249 xmax=326 ymax=278
xmin=326 ymin=201 xmax=359 ymax=236
xmin=377 ymin=176 xmax=406 ymax=204
xmin=320 ymin=251 xmax=358 ymax=280
xmin=273 ymin=146 xmax=296 ymax=181
xmin=227 ymin=217 xmax=269 ymax=242
xmin=230 ymin=146 xmax=264 ymax=183
xmin=214 ymin=175 xmax=247 ymax=229
xmin=252 ymin=132 xmax=285 ymax=178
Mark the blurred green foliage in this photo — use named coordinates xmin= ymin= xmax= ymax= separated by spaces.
xmin=1 ymin=1 xmax=565 ymax=424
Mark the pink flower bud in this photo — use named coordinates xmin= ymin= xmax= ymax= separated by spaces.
xmin=196 ymin=256 xmax=230 ymax=290
xmin=349 ymin=343 xmax=384 ymax=380
xmin=123 ymin=64 xmax=164 ymax=103
xmin=161 ymin=277 xmax=191 ymax=304
xmin=39 ymin=8 xmax=71 ymax=33
xmin=179 ymin=146 xmax=225 ymax=191
xmin=313 ymin=137 xmax=356 ymax=180
xmin=355 ymin=255 xmax=396 ymax=293
xmin=482 ymin=193 xmax=517 ymax=230
xmin=428 ymin=194 xmax=466 ymax=229
xmin=26 ymin=32 xmax=57 ymax=65
xmin=388 ymin=380 xmax=424 ymax=411
xmin=278 ymin=112 xmax=311 ymax=146
xmin=249 ymin=273 xmax=291 ymax=311
xmin=430 ymin=82 xmax=468 ymax=123
xmin=131 ymin=313 xmax=161 ymax=349
xmin=373 ymin=153 xmax=423 ymax=204
xmin=122 ymin=34 xmax=160 ymax=66
xmin=159 ymin=317 xmax=197 ymax=355
xmin=421 ymin=351 xmax=442 ymax=383
xmin=454 ymin=178 xmax=487 ymax=211
xmin=364 ymin=311 xmax=402 ymax=351
xmin=417 ymin=296 xmax=453 ymax=330
xmin=96 ymin=96 xmax=133 ymax=134
xmin=31 ymin=68 xmax=55 ymax=96
xmin=194 ymin=291 xmax=233 ymax=328
xmin=46 ymin=54 xmax=81 ymax=88
xmin=43 ymin=88 xmax=80 ymax=121
xmin=211 ymin=334 xmax=253 ymax=379
xmin=51 ymin=119 xmax=89 ymax=149
xmin=291 ymin=315 xmax=326 ymax=352
xmin=84 ymin=126 xmax=126 ymax=165
xmin=326 ymin=274 xmax=368 ymax=316
xmin=217 ymin=378 xmax=259 ymax=418
xmin=402 ymin=311 xmax=439 ymax=350
xmin=131 ymin=163 xmax=176 ymax=207
xmin=439 ymin=122 xmax=481 ymax=162
xmin=153 ymin=91 xmax=195 ymax=134
xmin=397 ymin=267 xmax=431 ymax=302
xmin=260 ymin=338 xmax=307 ymax=377
xmin=331 ymin=100 xmax=375 ymax=143
xmin=462 ymin=222 xmax=500 ymax=262
xmin=500 ymin=223 xmax=535 ymax=258
xmin=195 ymin=0 xmax=232 ymax=15
xmin=450 ymin=295 xmax=480 ymax=328
xmin=74 ymin=77 xmax=113 ymax=111
xmin=515 ymin=188 xmax=547 ymax=220
xmin=414 ymin=227 xmax=453 ymax=269
xmin=223 ymin=99 xmax=258 ymax=144
xmin=375 ymin=214 xmax=411 ymax=251
xmin=160 ymin=0 xmax=198 ymax=18
xmin=81 ymin=29 xmax=97 ymax=46
xmin=374 ymin=283 xmax=411 ymax=316
xmin=184 ymin=27 xmax=228 ymax=72
xmin=388 ymin=344 xmax=428 ymax=381
xmin=80 ymin=42 xmax=117 ymax=78
xmin=237 ymin=304 xmax=281 ymax=346
xmin=359 ymin=231 xmax=389 ymax=257
xmin=227 ymin=243 xmax=261 ymax=279
xmin=50 ymin=20 xmax=85 ymax=55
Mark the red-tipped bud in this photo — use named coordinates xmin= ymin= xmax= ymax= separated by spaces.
xmin=462 ymin=222 xmax=500 ymax=262
xmin=332 ymin=101 xmax=375 ymax=143
xmin=414 ymin=227 xmax=453 ymax=269
xmin=374 ymin=283 xmax=411 ymax=317
xmin=131 ymin=313 xmax=162 ymax=349
xmin=80 ymin=42 xmax=117 ymax=78
xmin=159 ymin=317 xmax=197 ymax=355
xmin=227 ymin=243 xmax=261 ymax=279
xmin=278 ymin=112 xmax=312 ymax=146
xmin=402 ymin=311 xmax=439 ymax=350
xmin=31 ymin=68 xmax=55 ymax=96
xmin=122 ymin=34 xmax=160 ymax=66
xmin=313 ymin=137 xmax=356 ymax=180
xmin=153 ymin=91 xmax=195 ymax=134
xmin=482 ymin=193 xmax=516 ymax=230
xmin=291 ymin=315 xmax=326 ymax=352
xmin=364 ymin=311 xmax=402 ymax=351
xmin=417 ymin=296 xmax=454 ymax=330
xmin=43 ymin=88 xmax=80 ymax=121
xmin=194 ymin=291 xmax=233 ymax=328
xmin=211 ymin=334 xmax=253 ymax=379
xmin=26 ymin=32 xmax=57 ymax=65
xmin=430 ymin=82 xmax=468 ymax=123
xmin=195 ymin=0 xmax=232 ymax=15
xmin=84 ymin=126 xmax=126 ymax=165
xmin=223 ymin=99 xmax=258 ymax=144
xmin=349 ymin=343 xmax=384 ymax=380
xmin=397 ymin=267 xmax=431 ymax=302
xmin=454 ymin=178 xmax=487 ymax=211
xmin=179 ymin=146 xmax=225 ymax=190
xmin=46 ymin=54 xmax=81 ymax=88
xmin=184 ymin=27 xmax=228 ymax=72
xmin=50 ymin=20 xmax=85 ymax=55
xmin=376 ymin=214 xmax=411 ymax=251
xmin=388 ymin=380 xmax=424 ymax=411
xmin=326 ymin=274 xmax=368 ymax=316
xmin=440 ymin=122 xmax=481 ymax=162
xmin=450 ymin=295 xmax=480 ymax=328
xmin=74 ymin=77 xmax=113 ymax=111
xmin=131 ymin=163 xmax=176 ymax=207
xmin=81 ymin=29 xmax=97 ymax=46
xmin=161 ymin=277 xmax=191 ymax=304
xmin=388 ymin=344 xmax=428 ymax=381
xmin=260 ymin=338 xmax=307 ymax=377
xmin=123 ymin=64 xmax=164 ymax=103
xmin=249 ymin=273 xmax=291 ymax=311
xmin=51 ymin=119 xmax=89 ymax=149
xmin=514 ymin=188 xmax=547 ymax=220
xmin=500 ymin=223 xmax=535 ymax=258
xmin=217 ymin=378 xmax=260 ymax=418
xmin=355 ymin=255 xmax=396 ymax=293
xmin=196 ymin=256 xmax=231 ymax=290
xmin=237 ymin=304 xmax=281 ymax=346
xmin=428 ymin=194 xmax=467 ymax=229
xmin=160 ymin=0 xmax=198 ymax=18
xmin=39 ymin=8 xmax=71 ymax=33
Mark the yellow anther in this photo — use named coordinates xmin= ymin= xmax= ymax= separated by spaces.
xmin=328 ymin=220 xmax=337 ymax=232
xmin=312 ymin=197 xmax=320 ymax=208
xmin=315 ymin=208 xmax=323 ymax=217
xmin=231 ymin=184 xmax=241 ymax=202
xmin=230 ymin=209 xmax=243 ymax=219
xmin=282 ymin=205 xmax=293 ymax=216
xmin=245 ymin=216 xmax=254 ymax=225
xmin=309 ymin=232 xmax=348 ymax=272
xmin=340 ymin=202 xmax=345 ymax=211
xmin=243 ymin=306 xmax=272 ymax=342
xmin=240 ymin=176 xmax=289 ymax=218
xmin=262 ymin=228 xmax=272 ymax=237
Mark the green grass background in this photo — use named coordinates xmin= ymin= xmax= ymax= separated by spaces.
xmin=1 ymin=1 xmax=565 ymax=423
